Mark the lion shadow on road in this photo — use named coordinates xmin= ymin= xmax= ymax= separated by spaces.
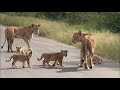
xmin=32 ymin=64 xmax=90 ymax=72
xmin=32 ymin=65 xmax=62 ymax=69
xmin=63 ymin=60 xmax=119 ymax=71
xmin=56 ymin=67 xmax=87 ymax=73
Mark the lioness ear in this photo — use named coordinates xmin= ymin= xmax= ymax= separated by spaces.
xmin=78 ymin=31 xmax=81 ymax=35
xmin=16 ymin=47 xmax=18 ymax=49
xmin=66 ymin=50 xmax=68 ymax=52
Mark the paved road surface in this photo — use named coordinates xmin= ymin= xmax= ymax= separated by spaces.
xmin=0 ymin=25 xmax=120 ymax=78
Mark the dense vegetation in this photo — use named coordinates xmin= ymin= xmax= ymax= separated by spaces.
xmin=4 ymin=12 xmax=120 ymax=33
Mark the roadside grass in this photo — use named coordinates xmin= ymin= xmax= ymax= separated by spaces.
xmin=0 ymin=13 xmax=119 ymax=62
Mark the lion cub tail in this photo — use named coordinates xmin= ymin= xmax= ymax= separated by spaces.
xmin=37 ymin=53 xmax=45 ymax=61
xmin=6 ymin=55 xmax=13 ymax=62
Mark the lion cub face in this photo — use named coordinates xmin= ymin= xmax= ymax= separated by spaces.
xmin=61 ymin=50 xmax=68 ymax=57
xmin=16 ymin=46 xmax=24 ymax=54
xmin=92 ymin=55 xmax=102 ymax=64
xmin=87 ymin=54 xmax=102 ymax=65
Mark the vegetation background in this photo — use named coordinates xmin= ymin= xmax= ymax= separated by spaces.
xmin=0 ymin=12 xmax=119 ymax=62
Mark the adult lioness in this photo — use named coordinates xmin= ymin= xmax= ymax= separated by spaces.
xmin=6 ymin=51 xmax=32 ymax=68
xmin=16 ymin=46 xmax=25 ymax=54
xmin=72 ymin=31 xmax=96 ymax=69
xmin=37 ymin=50 xmax=68 ymax=67
xmin=1 ymin=24 xmax=40 ymax=52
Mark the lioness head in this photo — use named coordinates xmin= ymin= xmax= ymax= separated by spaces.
xmin=31 ymin=24 xmax=40 ymax=34
xmin=72 ymin=31 xmax=83 ymax=44
xmin=72 ymin=31 xmax=91 ymax=44
xmin=61 ymin=50 xmax=68 ymax=57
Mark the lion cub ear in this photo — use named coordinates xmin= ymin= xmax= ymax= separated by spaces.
xmin=78 ymin=31 xmax=81 ymax=35
xmin=66 ymin=50 xmax=68 ymax=52
xmin=16 ymin=47 xmax=18 ymax=49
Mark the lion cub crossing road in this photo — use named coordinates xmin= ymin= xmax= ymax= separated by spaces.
xmin=37 ymin=50 xmax=68 ymax=67
xmin=6 ymin=51 xmax=32 ymax=68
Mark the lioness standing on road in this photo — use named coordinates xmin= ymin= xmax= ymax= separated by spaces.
xmin=37 ymin=50 xmax=68 ymax=67
xmin=72 ymin=31 xmax=96 ymax=69
xmin=6 ymin=51 xmax=32 ymax=68
xmin=1 ymin=24 xmax=40 ymax=52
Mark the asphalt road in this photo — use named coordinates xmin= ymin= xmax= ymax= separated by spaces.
xmin=0 ymin=25 xmax=120 ymax=78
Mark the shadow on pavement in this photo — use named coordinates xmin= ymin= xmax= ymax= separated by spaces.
xmin=64 ymin=59 xmax=119 ymax=71
xmin=32 ymin=64 xmax=90 ymax=72
xmin=56 ymin=67 xmax=81 ymax=73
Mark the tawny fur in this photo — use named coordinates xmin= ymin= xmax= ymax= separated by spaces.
xmin=1 ymin=24 xmax=40 ymax=52
xmin=6 ymin=51 xmax=32 ymax=68
xmin=87 ymin=54 xmax=102 ymax=66
xmin=37 ymin=50 xmax=68 ymax=67
xmin=72 ymin=31 xmax=96 ymax=69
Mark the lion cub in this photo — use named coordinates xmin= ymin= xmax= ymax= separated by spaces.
xmin=87 ymin=54 xmax=102 ymax=66
xmin=37 ymin=50 xmax=68 ymax=67
xmin=92 ymin=54 xmax=102 ymax=64
xmin=16 ymin=46 xmax=25 ymax=54
xmin=6 ymin=51 xmax=32 ymax=68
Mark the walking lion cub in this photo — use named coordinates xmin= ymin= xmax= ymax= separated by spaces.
xmin=37 ymin=50 xmax=68 ymax=67
xmin=6 ymin=51 xmax=32 ymax=68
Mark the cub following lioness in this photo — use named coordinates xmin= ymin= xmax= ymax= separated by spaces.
xmin=87 ymin=54 xmax=102 ymax=66
xmin=6 ymin=51 xmax=32 ymax=68
xmin=37 ymin=50 xmax=68 ymax=67
xmin=16 ymin=46 xmax=25 ymax=54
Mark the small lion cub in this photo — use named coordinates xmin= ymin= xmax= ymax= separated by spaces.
xmin=16 ymin=46 xmax=25 ymax=54
xmin=6 ymin=51 xmax=32 ymax=68
xmin=37 ymin=50 xmax=68 ymax=67
xmin=87 ymin=54 xmax=102 ymax=65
